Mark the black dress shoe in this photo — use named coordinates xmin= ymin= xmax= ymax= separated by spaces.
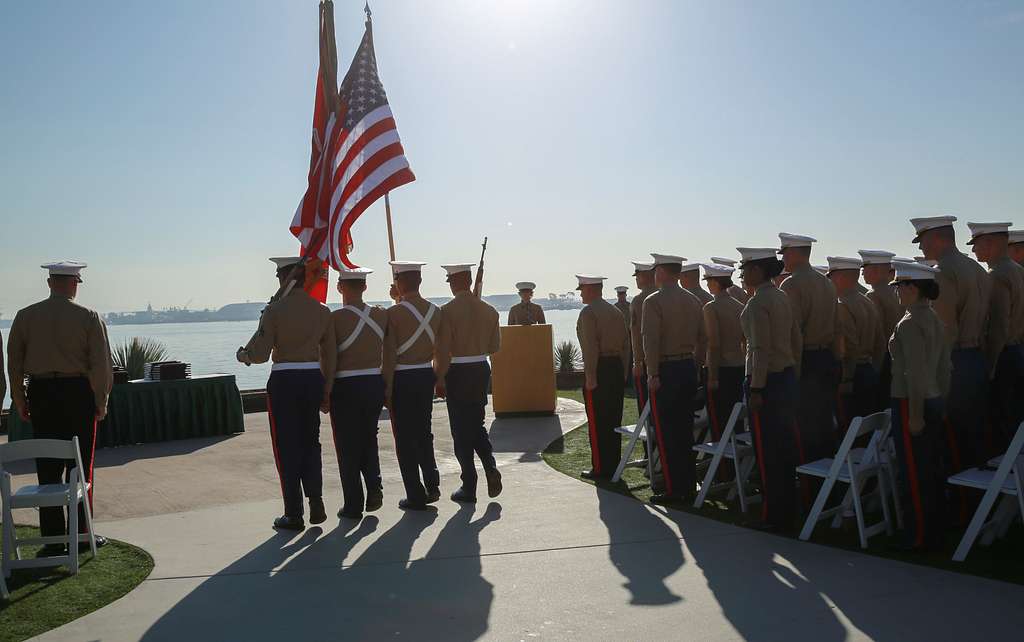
xmin=273 ymin=515 xmax=305 ymax=531
xmin=485 ymin=468 xmax=503 ymax=498
xmin=580 ymin=470 xmax=608 ymax=481
xmin=398 ymin=498 xmax=429 ymax=511
xmin=365 ymin=489 xmax=384 ymax=512
xmin=425 ymin=488 xmax=441 ymax=504
xmin=450 ymin=487 xmax=477 ymax=503
xmin=37 ymin=543 xmax=66 ymax=558
xmin=79 ymin=535 xmax=107 ymax=553
xmin=338 ymin=508 xmax=363 ymax=520
xmin=309 ymin=497 xmax=327 ymax=525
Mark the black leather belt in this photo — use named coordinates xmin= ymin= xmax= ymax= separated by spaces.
xmin=29 ymin=372 xmax=87 ymax=381
xmin=661 ymin=353 xmax=693 ymax=362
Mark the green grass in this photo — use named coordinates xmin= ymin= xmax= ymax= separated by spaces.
xmin=0 ymin=526 xmax=153 ymax=642
xmin=546 ymin=390 xmax=1024 ymax=585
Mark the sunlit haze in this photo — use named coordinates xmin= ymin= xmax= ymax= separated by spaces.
xmin=2 ymin=0 xmax=1022 ymax=315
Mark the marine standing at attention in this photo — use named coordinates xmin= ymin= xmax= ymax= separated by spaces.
xmin=329 ymin=267 xmax=387 ymax=520
xmin=1008 ymin=230 xmax=1024 ymax=268
xmin=508 ymin=282 xmax=546 ymax=325
xmin=858 ymin=250 xmax=904 ymax=412
xmin=737 ymin=248 xmax=801 ymax=531
xmin=643 ymin=254 xmax=706 ymax=503
xmin=238 ymin=257 xmax=335 ymax=531
xmin=629 ymin=260 xmax=656 ymax=415
xmin=912 ymin=216 xmax=991 ymax=470
xmin=888 ymin=261 xmax=950 ymax=550
xmin=614 ymin=285 xmax=632 ymax=377
xmin=779 ymin=233 xmax=837 ymax=464
xmin=702 ymin=262 xmax=746 ymax=441
xmin=828 ymin=256 xmax=879 ymax=431
xmin=680 ymin=262 xmax=713 ymax=307
xmin=383 ymin=261 xmax=443 ymax=510
xmin=968 ymin=222 xmax=1024 ymax=450
xmin=7 ymin=261 xmax=112 ymax=554
xmin=575 ymin=274 xmax=629 ymax=480
xmin=435 ymin=263 xmax=503 ymax=503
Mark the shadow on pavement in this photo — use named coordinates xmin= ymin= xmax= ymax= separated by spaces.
xmin=489 ymin=414 xmax=565 ymax=462
xmin=142 ymin=504 xmax=501 ymax=641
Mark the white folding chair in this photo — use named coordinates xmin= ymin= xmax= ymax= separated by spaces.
xmin=829 ymin=413 xmax=903 ymax=531
xmin=692 ymin=402 xmax=760 ymax=513
xmin=948 ymin=421 xmax=1024 ymax=562
xmin=798 ymin=411 xmax=894 ymax=548
xmin=1 ymin=437 xmax=98 ymax=595
xmin=611 ymin=402 xmax=653 ymax=483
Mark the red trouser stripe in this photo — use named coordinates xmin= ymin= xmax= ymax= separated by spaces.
xmin=707 ymin=389 xmax=721 ymax=441
xmin=943 ymin=417 xmax=968 ymax=523
xmin=899 ymin=400 xmax=925 ymax=548
xmin=751 ymin=411 xmax=769 ymax=522
xmin=584 ymin=388 xmax=601 ymax=474
xmin=265 ymin=393 xmax=286 ymax=500
xmin=649 ymin=392 xmax=674 ymax=496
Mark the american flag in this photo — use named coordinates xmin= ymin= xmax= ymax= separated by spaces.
xmin=291 ymin=13 xmax=415 ymax=270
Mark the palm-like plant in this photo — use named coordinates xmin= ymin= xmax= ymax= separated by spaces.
xmin=111 ymin=337 xmax=169 ymax=380
xmin=554 ymin=340 xmax=582 ymax=373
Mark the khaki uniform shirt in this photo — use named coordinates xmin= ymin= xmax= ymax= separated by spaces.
xmin=382 ymin=293 xmax=443 ymax=388
xmin=630 ymin=287 xmax=655 ymax=369
xmin=7 ymin=294 xmax=113 ymax=410
xmin=507 ymin=301 xmax=545 ymax=325
xmin=614 ymin=300 xmax=630 ymax=322
xmin=741 ymin=283 xmax=800 ymax=389
xmin=727 ymin=284 xmax=750 ymax=305
xmin=781 ymin=263 xmax=837 ymax=355
xmin=246 ymin=290 xmax=335 ymax=379
xmin=576 ymin=298 xmax=629 ymax=380
xmin=984 ymin=256 xmax=1024 ymax=375
xmin=332 ymin=303 xmax=388 ymax=374
xmin=0 ymin=330 xmax=6 ymax=408
xmin=836 ymin=289 xmax=878 ymax=382
xmin=685 ymin=285 xmax=713 ymax=308
xmin=703 ymin=293 xmax=745 ymax=384
xmin=934 ymin=247 xmax=990 ymax=348
xmin=641 ymin=283 xmax=706 ymax=377
xmin=436 ymin=291 xmax=501 ymax=378
xmin=889 ymin=300 xmax=951 ymax=431
xmin=867 ymin=284 xmax=904 ymax=369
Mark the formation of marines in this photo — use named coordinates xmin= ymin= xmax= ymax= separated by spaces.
xmin=6 ymin=216 xmax=1024 ymax=547
xmin=573 ymin=216 xmax=1024 ymax=546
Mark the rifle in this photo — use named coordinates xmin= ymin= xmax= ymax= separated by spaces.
xmin=473 ymin=236 xmax=488 ymax=297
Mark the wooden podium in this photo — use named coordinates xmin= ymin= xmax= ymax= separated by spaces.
xmin=491 ymin=324 xmax=556 ymax=415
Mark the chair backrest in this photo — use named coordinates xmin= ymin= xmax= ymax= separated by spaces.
xmin=989 ymin=421 xmax=1024 ymax=487
xmin=0 ymin=438 xmax=80 ymax=468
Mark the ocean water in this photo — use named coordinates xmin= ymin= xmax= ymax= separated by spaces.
xmin=1 ymin=309 xmax=585 ymax=408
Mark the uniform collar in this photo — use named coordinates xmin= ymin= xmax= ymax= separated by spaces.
xmin=939 ymin=246 xmax=961 ymax=262
xmin=713 ymin=291 xmax=730 ymax=301
xmin=908 ymin=300 xmax=931 ymax=312
xmin=454 ymin=290 xmax=473 ymax=299
xmin=659 ymin=282 xmax=682 ymax=292
xmin=755 ymin=281 xmax=774 ymax=292
xmin=48 ymin=293 xmax=72 ymax=300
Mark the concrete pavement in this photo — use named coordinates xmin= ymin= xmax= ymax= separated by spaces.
xmin=17 ymin=399 xmax=1024 ymax=641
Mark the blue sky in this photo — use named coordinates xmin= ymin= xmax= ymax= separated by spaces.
xmin=1 ymin=0 xmax=1022 ymax=314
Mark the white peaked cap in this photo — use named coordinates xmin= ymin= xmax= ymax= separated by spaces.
xmin=516 ymin=281 xmax=536 ymax=291
xmin=891 ymin=260 xmax=940 ymax=283
xmin=680 ymin=262 xmax=701 ymax=273
xmin=1010 ymin=230 xmax=1024 ymax=245
xmin=915 ymin=256 xmax=938 ymax=267
xmin=270 ymin=257 xmax=303 ymax=270
xmin=966 ymin=222 xmax=1012 ymax=244
xmin=390 ymin=261 xmax=426 ymax=274
xmin=910 ymin=215 xmax=957 ymax=242
xmin=826 ymin=256 xmax=863 ymax=272
xmin=42 ymin=260 xmax=86 ymax=279
xmin=650 ymin=253 xmax=686 ymax=265
xmin=778 ymin=233 xmax=817 ymax=250
xmin=630 ymin=259 xmax=655 ymax=273
xmin=892 ymin=256 xmax=915 ymax=264
xmin=710 ymin=256 xmax=737 ymax=267
xmin=702 ymin=263 xmax=734 ymax=279
xmin=614 ymin=286 xmax=628 ymax=293
xmin=337 ymin=267 xmax=374 ymax=280
xmin=736 ymin=247 xmax=778 ymax=264
xmin=440 ymin=263 xmax=475 ymax=276
xmin=575 ymin=274 xmax=606 ymax=289
xmin=858 ymin=249 xmax=896 ymax=265
xmin=813 ymin=265 xmax=829 ymax=276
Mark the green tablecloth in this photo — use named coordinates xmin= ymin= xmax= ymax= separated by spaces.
xmin=8 ymin=374 xmax=244 ymax=447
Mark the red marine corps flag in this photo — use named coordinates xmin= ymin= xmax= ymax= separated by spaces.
xmin=291 ymin=2 xmax=415 ymax=271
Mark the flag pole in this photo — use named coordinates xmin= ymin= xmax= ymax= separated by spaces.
xmin=385 ymin=191 xmax=396 ymax=261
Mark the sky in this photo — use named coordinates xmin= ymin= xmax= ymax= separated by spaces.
xmin=1 ymin=0 xmax=1022 ymax=315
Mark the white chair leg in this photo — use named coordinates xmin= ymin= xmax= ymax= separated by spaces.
xmin=1 ymin=516 xmax=10 ymax=581
xmin=799 ymin=475 xmax=840 ymax=541
xmin=82 ymin=490 xmax=97 ymax=557
xmin=68 ymin=497 xmax=79 ymax=575
xmin=849 ymin=474 xmax=869 ymax=549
